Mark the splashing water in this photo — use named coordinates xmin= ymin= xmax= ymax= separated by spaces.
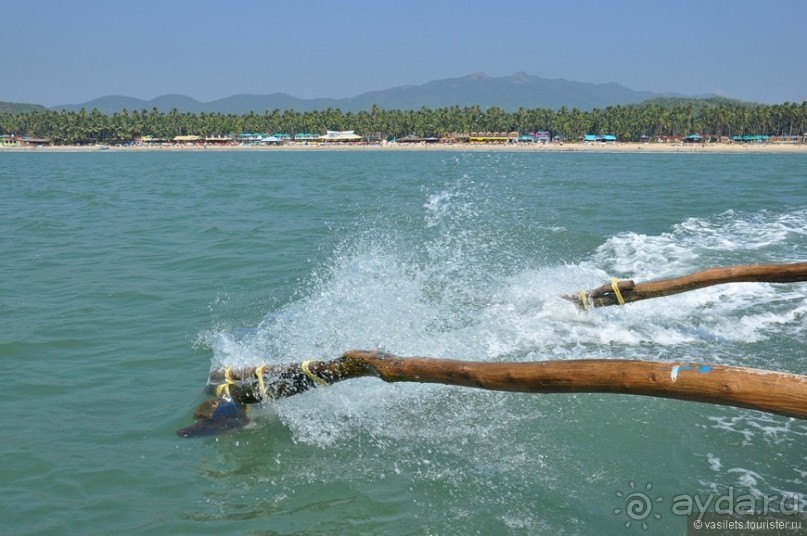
xmin=194 ymin=168 xmax=805 ymax=534
xmin=199 ymin=180 xmax=806 ymax=440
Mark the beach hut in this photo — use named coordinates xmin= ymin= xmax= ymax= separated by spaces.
xmin=440 ymin=132 xmax=470 ymax=144
xmin=319 ymin=131 xmax=362 ymax=142
xmin=584 ymin=134 xmax=616 ymax=143
xmin=0 ymin=134 xmax=20 ymax=147
xmin=293 ymin=133 xmax=319 ymax=142
xmin=173 ymin=135 xmax=201 ymax=144
xmin=20 ymin=136 xmax=51 ymax=147
xmin=732 ymin=135 xmax=769 ymax=143
xmin=237 ymin=133 xmax=269 ymax=144
xmin=469 ymin=132 xmax=509 ymax=144
xmin=259 ymin=135 xmax=282 ymax=145
xmin=534 ymin=130 xmax=551 ymax=143
xmin=203 ymin=136 xmax=233 ymax=145
xmin=397 ymin=135 xmax=423 ymax=143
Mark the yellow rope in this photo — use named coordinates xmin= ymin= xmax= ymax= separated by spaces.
xmin=214 ymin=367 xmax=238 ymax=398
xmin=610 ymin=278 xmax=626 ymax=306
xmin=301 ymin=360 xmax=328 ymax=386
xmin=255 ymin=365 xmax=267 ymax=398
xmin=215 ymin=382 xmax=231 ymax=398
xmin=579 ymin=291 xmax=590 ymax=311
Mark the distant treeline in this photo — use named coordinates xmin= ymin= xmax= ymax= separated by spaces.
xmin=1 ymin=98 xmax=805 ymax=144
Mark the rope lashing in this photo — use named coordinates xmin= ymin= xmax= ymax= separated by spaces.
xmin=215 ymin=367 xmax=239 ymax=398
xmin=254 ymin=364 xmax=267 ymax=398
xmin=579 ymin=290 xmax=590 ymax=311
xmin=301 ymin=360 xmax=329 ymax=386
xmin=576 ymin=279 xmax=623 ymax=309
xmin=610 ymin=278 xmax=626 ymax=305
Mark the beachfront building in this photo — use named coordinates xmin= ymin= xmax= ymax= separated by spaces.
xmin=237 ymin=133 xmax=263 ymax=144
xmin=0 ymin=134 xmax=20 ymax=147
xmin=536 ymin=131 xmax=551 ymax=143
xmin=440 ymin=132 xmax=470 ymax=144
xmin=173 ymin=135 xmax=201 ymax=145
xmin=139 ymin=135 xmax=166 ymax=145
xmin=468 ymin=132 xmax=514 ymax=144
xmin=203 ymin=136 xmax=234 ymax=145
xmin=20 ymin=136 xmax=51 ymax=147
xmin=731 ymin=135 xmax=769 ymax=143
xmin=516 ymin=131 xmax=551 ymax=143
xmin=236 ymin=133 xmax=282 ymax=145
xmin=293 ymin=133 xmax=319 ymax=142
xmin=583 ymin=134 xmax=617 ymax=143
xmin=319 ymin=130 xmax=361 ymax=142
xmin=768 ymin=135 xmax=802 ymax=144
xmin=397 ymin=135 xmax=423 ymax=143
xmin=396 ymin=135 xmax=439 ymax=144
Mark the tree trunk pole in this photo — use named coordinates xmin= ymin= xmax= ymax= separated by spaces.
xmin=207 ymin=350 xmax=807 ymax=420
xmin=567 ymin=262 xmax=807 ymax=309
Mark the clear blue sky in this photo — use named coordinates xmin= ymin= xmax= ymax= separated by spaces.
xmin=4 ymin=0 xmax=806 ymax=107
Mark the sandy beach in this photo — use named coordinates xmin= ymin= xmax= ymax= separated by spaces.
xmin=2 ymin=141 xmax=806 ymax=154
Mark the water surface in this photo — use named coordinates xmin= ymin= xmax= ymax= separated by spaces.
xmin=1 ymin=151 xmax=804 ymax=534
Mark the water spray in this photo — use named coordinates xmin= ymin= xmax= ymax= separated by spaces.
xmin=178 ymin=262 xmax=807 ymax=437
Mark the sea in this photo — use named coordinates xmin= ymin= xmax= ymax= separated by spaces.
xmin=1 ymin=149 xmax=805 ymax=535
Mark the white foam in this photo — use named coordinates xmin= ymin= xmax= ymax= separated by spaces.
xmin=201 ymin=187 xmax=806 ymax=449
xmin=706 ymin=453 xmax=722 ymax=472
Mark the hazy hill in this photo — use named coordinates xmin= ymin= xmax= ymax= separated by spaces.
xmin=347 ymin=72 xmax=669 ymax=111
xmin=47 ymin=72 xmax=682 ymax=114
xmin=1 ymin=101 xmax=48 ymax=114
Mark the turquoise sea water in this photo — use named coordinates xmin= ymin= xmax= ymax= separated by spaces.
xmin=1 ymin=150 xmax=805 ymax=535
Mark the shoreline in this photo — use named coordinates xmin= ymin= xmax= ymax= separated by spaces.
xmin=2 ymin=141 xmax=806 ymax=154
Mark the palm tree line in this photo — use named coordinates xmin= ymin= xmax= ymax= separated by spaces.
xmin=1 ymin=99 xmax=805 ymax=145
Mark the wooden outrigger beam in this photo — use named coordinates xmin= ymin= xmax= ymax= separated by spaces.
xmin=566 ymin=262 xmax=807 ymax=309
xmin=177 ymin=350 xmax=807 ymax=437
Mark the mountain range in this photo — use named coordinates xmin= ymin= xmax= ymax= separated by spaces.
xmin=48 ymin=72 xmax=698 ymax=115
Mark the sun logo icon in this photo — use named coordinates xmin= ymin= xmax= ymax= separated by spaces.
xmin=613 ymin=481 xmax=663 ymax=530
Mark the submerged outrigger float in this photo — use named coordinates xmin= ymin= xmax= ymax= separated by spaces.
xmin=177 ymin=263 xmax=807 ymax=437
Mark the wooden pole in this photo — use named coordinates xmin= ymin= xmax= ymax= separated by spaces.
xmin=566 ymin=262 xmax=807 ymax=309
xmin=178 ymin=350 xmax=807 ymax=436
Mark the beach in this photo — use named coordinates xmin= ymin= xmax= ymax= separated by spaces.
xmin=3 ymin=141 xmax=807 ymax=153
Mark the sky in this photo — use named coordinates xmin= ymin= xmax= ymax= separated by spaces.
xmin=3 ymin=0 xmax=806 ymax=107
